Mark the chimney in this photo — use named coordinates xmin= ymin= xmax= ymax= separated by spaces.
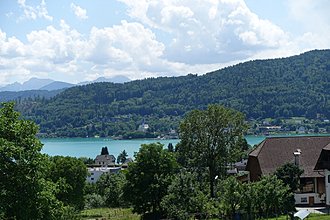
xmin=293 ymin=149 xmax=301 ymax=166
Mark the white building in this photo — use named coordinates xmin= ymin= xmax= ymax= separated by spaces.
xmin=86 ymin=167 xmax=121 ymax=183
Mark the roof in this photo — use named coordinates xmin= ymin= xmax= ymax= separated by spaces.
xmin=95 ymin=154 xmax=115 ymax=162
xmin=314 ymin=143 xmax=330 ymax=170
xmin=248 ymin=136 xmax=330 ymax=178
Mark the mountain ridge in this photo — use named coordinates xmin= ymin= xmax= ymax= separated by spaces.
xmin=15 ymin=49 xmax=330 ymax=137
xmin=0 ymin=75 xmax=131 ymax=92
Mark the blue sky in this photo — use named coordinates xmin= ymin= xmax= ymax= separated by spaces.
xmin=0 ymin=0 xmax=329 ymax=85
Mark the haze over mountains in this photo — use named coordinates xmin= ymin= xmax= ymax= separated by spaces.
xmin=0 ymin=75 xmax=131 ymax=92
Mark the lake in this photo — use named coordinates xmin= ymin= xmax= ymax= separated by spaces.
xmin=40 ymin=135 xmax=267 ymax=158
xmin=42 ymin=133 xmax=330 ymax=159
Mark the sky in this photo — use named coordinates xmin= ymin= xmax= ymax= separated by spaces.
xmin=0 ymin=0 xmax=329 ymax=85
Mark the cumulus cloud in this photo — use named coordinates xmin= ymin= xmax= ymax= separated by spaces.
xmin=0 ymin=20 xmax=180 ymax=84
xmin=117 ymin=0 xmax=290 ymax=64
xmin=17 ymin=0 xmax=53 ymax=21
xmin=70 ymin=3 xmax=88 ymax=20
xmin=2 ymin=0 xmax=330 ymax=85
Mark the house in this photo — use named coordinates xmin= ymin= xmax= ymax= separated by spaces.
xmin=246 ymin=136 xmax=330 ymax=206
xmin=95 ymin=154 xmax=116 ymax=166
xmin=86 ymin=167 xmax=121 ymax=183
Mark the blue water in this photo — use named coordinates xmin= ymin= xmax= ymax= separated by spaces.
xmin=41 ymin=134 xmax=330 ymax=159
xmin=40 ymin=135 xmax=265 ymax=158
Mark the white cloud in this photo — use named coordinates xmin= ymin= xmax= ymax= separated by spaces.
xmin=2 ymin=0 xmax=330 ymax=85
xmin=0 ymin=20 xmax=180 ymax=84
xmin=287 ymin=0 xmax=330 ymax=47
xmin=17 ymin=0 xmax=53 ymax=21
xmin=71 ymin=3 xmax=88 ymax=20
xmin=118 ymin=0 xmax=290 ymax=64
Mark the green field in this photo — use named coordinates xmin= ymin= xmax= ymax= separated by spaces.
xmin=79 ymin=208 xmax=140 ymax=220
xmin=269 ymin=213 xmax=330 ymax=220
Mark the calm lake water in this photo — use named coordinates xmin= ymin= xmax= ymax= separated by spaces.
xmin=40 ymin=135 xmax=267 ymax=158
xmin=41 ymin=134 xmax=330 ymax=158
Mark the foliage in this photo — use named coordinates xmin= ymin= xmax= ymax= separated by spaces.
xmin=167 ymin=143 xmax=174 ymax=152
xmin=177 ymin=105 xmax=247 ymax=197
xmin=217 ymin=176 xmax=244 ymax=218
xmin=123 ymin=143 xmax=178 ymax=218
xmin=274 ymin=162 xmax=304 ymax=192
xmin=161 ymin=170 xmax=209 ymax=220
xmin=0 ymin=102 xmax=71 ymax=219
xmin=84 ymin=193 xmax=105 ymax=209
xmin=14 ymin=49 xmax=330 ymax=137
xmin=274 ymin=163 xmax=304 ymax=215
xmin=117 ymin=150 xmax=128 ymax=164
xmin=48 ymin=156 xmax=88 ymax=210
xmin=101 ymin=146 xmax=109 ymax=155
xmin=253 ymin=175 xmax=292 ymax=218
xmin=79 ymin=208 xmax=140 ymax=220
xmin=79 ymin=156 xmax=95 ymax=165
xmin=96 ymin=172 xmax=126 ymax=207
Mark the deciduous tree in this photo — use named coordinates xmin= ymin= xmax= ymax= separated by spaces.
xmin=177 ymin=105 xmax=247 ymax=197
xmin=123 ymin=143 xmax=178 ymax=218
xmin=0 ymin=102 xmax=71 ymax=219
xmin=48 ymin=156 xmax=88 ymax=210
xmin=117 ymin=150 xmax=128 ymax=164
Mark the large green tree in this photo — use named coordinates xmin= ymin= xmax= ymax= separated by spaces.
xmin=123 ymin=143 xmax=178 ymax=218
xmin=96 ymin=172 xmax=126 ymax=207
xmin=274 ymin=163 xmax=303 ymax=215
xmin=177 ymin=105 xmax=247 ymax=197
xmin=0 ymin=102 xmax=71 ymax=219
xmin=161 ymin=170 xmax=208 ymax=220
xmin=48 ymin=156 xmax=88 ymax=210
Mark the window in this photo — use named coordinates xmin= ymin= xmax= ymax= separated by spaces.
xmin=91 ymin=172 xmax=94 ymax=175
xmin=91 ymin=178 xmax=94 ymax=181
xmin=301 ymin=197 xmax=307 ymax=203
xmin=300 ymin=178 xmax=315 ymax=193
xmin=328 ymin=175 xmax=330 ymax=183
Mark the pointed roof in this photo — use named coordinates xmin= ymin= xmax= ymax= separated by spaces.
xmin=247 ymin=136 xmax=330 ymax=177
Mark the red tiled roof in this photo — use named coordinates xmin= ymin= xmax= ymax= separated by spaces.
xmin=248 ymin=136 xmax=330 ymax=178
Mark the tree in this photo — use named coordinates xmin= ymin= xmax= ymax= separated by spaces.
xmin=274 ymin=163 xmax=303 ymax=215
xmin=161 ymin=170 xmax=208 ymax=220
xmin=167 ymin=143 xmax=174 ymax=152
xmin=254 ymin=175 xmax=291 ymax=218
xmin=217 ymin=176 xmax=244 ymax=219
xmin=48 ymin=156 xmax=88 ymax=210
xmin=0 ymin=102 xmax=71 ymax=219
xmin=96 ymin=172 xmax=126 ymax=207
xmin=123 ymin=143 xmax=178 ymax=218
xmin=117 ymin=150 xmax=128 ymax=164
xmin=101 ymin=146 xmax=109 ymax=155
xmin=274 ymin=163 xmax=303 ymax=193
xmin=177 ymin=105 xmax=247 ymax=197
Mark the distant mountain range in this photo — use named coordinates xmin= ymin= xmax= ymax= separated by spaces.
xmin=0 ymin=75 xmax=131 ymax=92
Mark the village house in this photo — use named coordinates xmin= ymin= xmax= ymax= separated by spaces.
xmin=95 ymin=154 xmax=116 ymax=166
xmin=246 ymin=136 xmax=330 ymax=206
xmin=86 ymin=167 xmax=121 ymax=183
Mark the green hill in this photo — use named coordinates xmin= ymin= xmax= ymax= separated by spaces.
xmin=16 ymin=49 xmax=330 ymax=137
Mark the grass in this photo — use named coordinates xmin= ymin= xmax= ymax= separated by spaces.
xmin=79 ymin=208 xmax=140 ymax=220
xmin=269 ymin=213 xmax=330 ymax=220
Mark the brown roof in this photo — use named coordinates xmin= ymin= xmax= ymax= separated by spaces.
xmin=247 ymin=136 xmax=330 ymax=178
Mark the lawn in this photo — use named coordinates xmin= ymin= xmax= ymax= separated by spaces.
xmin=79 ymin=208 xmax=140 ymax=220
xmin=269 ymin=213 xmax=330 ymax=220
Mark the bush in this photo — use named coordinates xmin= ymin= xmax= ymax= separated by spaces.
xmin=84 ymin=194 xmax=105 ymax=209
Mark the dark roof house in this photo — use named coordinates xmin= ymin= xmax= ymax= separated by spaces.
xmin=246 ymin=136 xmax=330 ymax=206
xmin=95 ymin=154 xmax=116 ymax=166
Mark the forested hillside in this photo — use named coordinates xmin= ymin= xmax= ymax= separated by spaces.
xmin=16 ymin=49 xmax=330 ymax=137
